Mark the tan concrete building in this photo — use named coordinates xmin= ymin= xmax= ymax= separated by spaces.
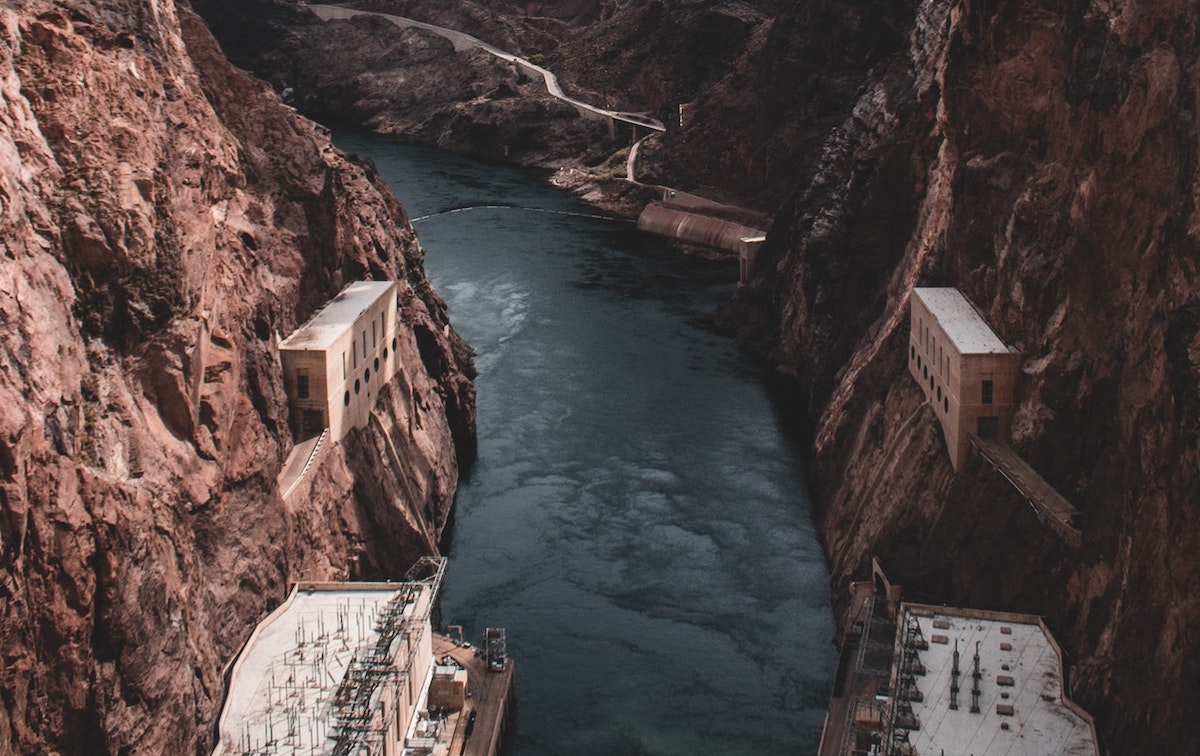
xmin=737 ymin=235 xmax=766 ymax=287
xmin=279 ymin=281 xmax=400 ymax=442
xmin=908 ymin=288 xmax=1018 ymax=470
xmin=426 ymin=663 xmax=467 ymax=710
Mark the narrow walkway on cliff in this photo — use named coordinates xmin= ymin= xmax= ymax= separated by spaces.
xmin=277 ymin=428 xmax=329 ymax=500
xmin=971 ymin=434 xmax=1083 ymax=548
xmin=309 ymin=4 xmax=666 ymax=133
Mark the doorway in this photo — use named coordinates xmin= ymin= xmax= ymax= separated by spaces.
xmin=977 ymin=416 xmax=999 ymax=438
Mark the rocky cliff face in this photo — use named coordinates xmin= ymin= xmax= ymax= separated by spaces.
xmin=559 ymin=0 xmax=915 ymax=209
xmin=195 ymin=0 xmax=910 ymax=210
xmin=0 ymin=1 xmax=473 ymax=752
xmin=728 ymin=0 xmax=1200 ymax=750
xmin=195 ymin=0 xmax=611 ymax=167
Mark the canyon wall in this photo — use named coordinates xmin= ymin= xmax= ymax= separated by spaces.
xmin=622 ymin=0 xmax=916 ymax=210
xmin=727 ymin=0 xmax=1200 ymax=751
xmin=196 ymin=0 xmax=910 ymax=210
xmin=0 ymin=0 xmax=473 ymax=752
xmin=194 ymin=0 xmax=612 ymax=166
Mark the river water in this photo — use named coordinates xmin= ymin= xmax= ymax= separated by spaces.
xmin=334 ymin=132 xmax=836 ymax=755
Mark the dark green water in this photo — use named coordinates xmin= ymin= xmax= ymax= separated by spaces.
xmin=334 ymin=132 xmax=836 ymax=755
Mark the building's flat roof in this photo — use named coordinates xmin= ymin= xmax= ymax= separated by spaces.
xmin=213 ymin=582 xmax=429 ymax=755
xmin=902 ymin=604 xmax=1098 ymax=755
xmin=914 ymin=287 xmax=1012 ymax=354
xmin=280 ymin=281 xmax=395 ymax=351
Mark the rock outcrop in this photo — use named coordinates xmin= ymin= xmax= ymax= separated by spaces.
xmin=194 ymin=0 xmax=612 ymax=167
xmin=194 ymin=0 xmax=909 ymax=209
xmin=558 ymin=0 xmax=916 ymax=210
xmin=0 ymin=0 xmax=473 ymax=752
xmin=726 ymin=0 xmax=1200 ymax=751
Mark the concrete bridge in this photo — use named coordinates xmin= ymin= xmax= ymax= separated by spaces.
xmin=309 ymin=4 xmax=666 ymax=134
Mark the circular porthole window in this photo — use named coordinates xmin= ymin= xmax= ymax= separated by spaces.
xmin=392 ymin=337 xmax=398 ymax=351
xmin=383 ymin=347 xmax=389 ymax=361
xmin=364 ymin=368 xmax=370 ymax=384
xmin=354 ymin=379 xmax=361 ymax=395
xmin=944 ymin=397 xmax=949 ymax=413
xmin=374 ymin=357 xmax=380 ymax=372
xmin=344 ymin=391 xmax=350 ymax=406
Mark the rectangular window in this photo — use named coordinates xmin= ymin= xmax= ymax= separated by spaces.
xmin=353 ymin=340 xmax=357 ymax=369
xmin=362 ymin=330 xmax=367 ymax=358
xmin=342 ymin=351 xmax=347 ymax=379
xmin=982 ymin=380 xmax=994 ymax=404
xmin=373 ymin=319 xmax=377 ymax=348
xmin=297 ymin=372 xmax=309 ymax=399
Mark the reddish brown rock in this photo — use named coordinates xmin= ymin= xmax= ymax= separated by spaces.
xmin=195 ymin=0 xmax=909 ymax=210
xmin=0 ymin=1 xmax=473 ymax=752
xmin=726 ymin=0 xmax=1200 ymax=751
xmin=194 ymin=0 xmax=612 ymax=167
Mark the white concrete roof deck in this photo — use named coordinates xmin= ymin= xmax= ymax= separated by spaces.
xmin=914 ymin=287 xmax=1013 ymax=355
xmin=280 ymin=281 xmax=395 ymax=351
xmin=213 ymin=582 xmax=424 ymax=756
xmin=902 ymin=604 xmax=1098 ymax=755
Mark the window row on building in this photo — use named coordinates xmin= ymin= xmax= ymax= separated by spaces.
xmin=280 ymin=281 xmax=405 ymax=443
xmin=908 ymin=288 xmax=1017 ymax=470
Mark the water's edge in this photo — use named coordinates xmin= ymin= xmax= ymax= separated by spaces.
xmin=336 ymin=131 xmax=837 ymax=755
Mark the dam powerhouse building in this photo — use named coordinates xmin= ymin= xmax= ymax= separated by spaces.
xmin=279 ymin=280 xmax=401 ymax=442
xmin=908 ymin=287 xmax=1019 ymax=470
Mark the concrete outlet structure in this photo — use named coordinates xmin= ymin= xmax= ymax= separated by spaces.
xmin=819 ymin=577 xmax=1100 ymax=756
xmin=280 ymin=281 xmax=401 ymax=442
xmin=908 ymin=288 xmax=1018 ymax=470
xmin=213 ymin=559 xmax=448 ymax=756
xmin=212 ymin=556 xmax=515 ymax=756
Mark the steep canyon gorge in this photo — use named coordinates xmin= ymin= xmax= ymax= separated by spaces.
xmin=0 ymin=0 xmax=474 ymax=752
xmin=724 ymin=1 xmax=1200 ymax=751
xmin=1 ymin=0 xmax=1198 ymax=752
xmin=210 ymin=0 xmax=1197 ymax=750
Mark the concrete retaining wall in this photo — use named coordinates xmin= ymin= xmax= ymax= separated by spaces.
xmin=637 ymin=202 xmax=766 ymax=255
